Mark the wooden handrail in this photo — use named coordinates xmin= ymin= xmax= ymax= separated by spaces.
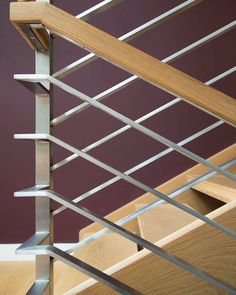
xmin=10 ymin=2 xmax=236 ymax=126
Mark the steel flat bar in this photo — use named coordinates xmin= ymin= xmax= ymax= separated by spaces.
xmin=52 ymin=98 xmax=181 ymax=170
xmin=14 ymin=133 xmax=236 ymax=239
xmin=33 ymin=2 xmax=53 ymax=293
xmin=19 ymin=23 xmax=46 ymax=52
xmin=53 ymin=0 xmax=203 ymax=79
xmin=53 ymin=120 xmax=223 ymax=215
xmin=65 ymin=157 xmax=236 ymax=255
xmin=162 ymin=20 xmax=236 ymax=63
xmin=15 ymin=74 xmax=236 ymax=182
xmin=19 ymin=244 xmax=140 ymax=295
xmin=11 ymin=4 xmax=236 ymax=126
xmin=17 ymin=232 xmax=49 ymax=252
xmin=76 ymin=0 xmax=122 ymax=21
xmin=52 ymin=23 xmax=235 ymax=125
xmin=52 ymin=66 xmax=235 ymax=171
xmin=26 ymin=280 xmax=49 ymax=295
xmin=16 ymin=189 xmax=236 ymax=295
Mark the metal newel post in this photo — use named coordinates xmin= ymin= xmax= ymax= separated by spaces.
xmin=35 ymin=0 xmax=53 ymax=293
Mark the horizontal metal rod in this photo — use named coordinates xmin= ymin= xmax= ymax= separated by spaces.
xmin=14 ymin=74 xmax=236 ymax=182
xmin=53 ymin=0 xmax=203 ymax=79
xmin=76 ymin=0 xmax=122 ymax=21
xmin=52 ymin=21 xmax=235 ymax=125
xmin=67 ymin=157 xmax=236 ymax=254
xmin=14 ymin=133 xmax=236 ymax=239
xmin=19 ymin=244 xmax=140 ymax=295
xmin=52 ymin=66 xmax=235 ymax=171
xmin=53 ymin=120 xmax=223 ymax=215
xmin=15 ymin=188 xmax=236 ymax=295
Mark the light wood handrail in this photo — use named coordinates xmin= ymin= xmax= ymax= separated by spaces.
xmin=10 ymin=2 xmax=236 ymax=126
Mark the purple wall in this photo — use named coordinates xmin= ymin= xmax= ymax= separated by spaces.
xmin=0 ymin=0 xmax=235 ymax=243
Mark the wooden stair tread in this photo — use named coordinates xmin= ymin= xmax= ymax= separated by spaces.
xmin=190 ymin=174 xmax=236 ymax=203
xmin=10 ymin=2 xmax=236 ymax=126
xmin=136 ymin=203 xmax=196 ymax=243
xmin=66 ymin=201 xmax=236 ymax=295
xmin=79 ymin=144 xmax=235 ymax=239
xmin=54 ymin=232 xmax=138 ymax=294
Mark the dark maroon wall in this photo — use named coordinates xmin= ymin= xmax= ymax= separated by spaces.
xmin=0 ymin=0 xmax=235 ymax=243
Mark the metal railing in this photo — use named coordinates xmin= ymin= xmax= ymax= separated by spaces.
xmin=13 ymin=0 xmax=236 ymax=294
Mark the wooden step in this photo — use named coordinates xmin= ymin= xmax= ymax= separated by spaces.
xmin=66 ymin=200 xmax=236 ymax=295
xmin=54 ymin=232 xmax=138 ymax=294
xmin=80 ymin=144 xmax=235 ymax=239
xmin=10 ymin=2 xmax=236 ymax=126
xmin=190 ymin=174 xmax=236 ymax=203
xmin=136 ymin=203 xmax=196 ymax=243
xmin=0 ymin=261 xmax=34 ymax=295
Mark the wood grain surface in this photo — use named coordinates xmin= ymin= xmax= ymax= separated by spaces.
xmin=191 ymin=174 xmax=236 ymax=203
xmin=67 ymin=201 xmax=236 ymax=295
xmin=80 ymin=144 xmax=235 ymax=237
xmin=10 ymin=2 xmax=236 ymax=126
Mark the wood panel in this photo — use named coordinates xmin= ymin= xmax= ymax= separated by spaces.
xmin=190 ymin=174 xmax=236 ymax=203
xmin=54 ymin=232 xmax=137 ymax=294
xmin=10 ymin=2 xmax=236 ymax=126
xmin=0 ymin=261 xmax=34 ymax=295
xmin=66 ymin=201 xmax=236 ymax=295
xmin=79 ymin=144 xmax=235 ymax=238
xmin=136 ymin=203 xmax=196 ymax=243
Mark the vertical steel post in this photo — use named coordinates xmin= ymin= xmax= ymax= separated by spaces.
xmin=35 ymin=0 xmax=53 ymax=293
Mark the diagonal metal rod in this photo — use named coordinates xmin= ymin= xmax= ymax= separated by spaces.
xmin=53 ymin=0 xmax=204 ymax=79
xmin=25 ymin=280 xmax=49 ymax=295
xmin=66 ymin=157 xmax=236 ymax=254
xmin=52 ymin=21 xmax=236 ymax=125
xmin=52 ymin=66 xmax=235 ymax=171
xmin=52 ymin=98 xmax=180 ymax=170
xmin=53 ymin=120 xmax=224 ymax=215
xmin=14 ymin=133 xmax=236 ymax=240
xmin=14 ymin=74 xmax=236 ymax=182
xmin=18 ymin=244 xmax=141 ymax=295
xmin=15 ymin=188 xmax=236 ymax=295
xmin=76 ymin=0 xmax=122 ymax=21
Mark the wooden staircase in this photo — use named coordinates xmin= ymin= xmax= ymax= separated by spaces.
xmin=8 ymin=1 xmax=236 ymax=294
xmin=57 ymin=144 xmax=236 ymax=294
xmin=2 ymin=145 xmax=235 ymax=295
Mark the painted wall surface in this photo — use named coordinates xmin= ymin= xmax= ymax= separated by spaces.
xmin=0 ymin=0 xmax=235 ymax=242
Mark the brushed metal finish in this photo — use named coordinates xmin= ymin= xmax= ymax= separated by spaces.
xmin=14 ymin=133 xmax=236 ymax=240
xmin=14 ymin=74 xmax=236 ymax=182
xmin=26 ymin=280 xmax=50 ymax=295
xmin=12 ymin=1 xmax=235 ymax=293
xmin=52 ymin=120 xmax=223 ymax=213
xmin=20 ymin=245 xmax=142 ymax=295
xmin=15 ymin=188 xmax=236 ymax=295
xmin=51 ymin=67 xmax=234 ymax=171
xmin=16 ymin=232 xmax=49 ymax=252
xmin=34 ymin=0 xmax=53 ymax=293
